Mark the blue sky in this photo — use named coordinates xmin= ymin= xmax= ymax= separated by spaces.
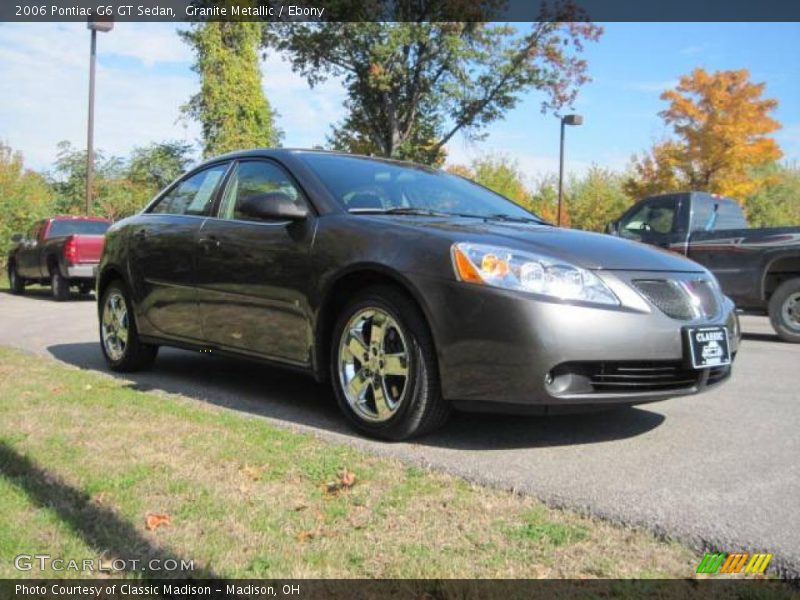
xmin=0 ymin=21 xmax=798 ymax=181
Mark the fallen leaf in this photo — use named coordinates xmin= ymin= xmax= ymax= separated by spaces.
xmin=145 ymin=513 xmax=171 ymax=531
xmin=91 ymin=492 xmax=110 ymax=505
xmin=296 ymin=530 xmax=315 ymax=542
xmin=293 ymin=503 xmax=308 ymax=512
xmin=340 ymin=468 xmax=356 ymax=488
xmin=84 ymin=384 xmax=92 ymax=391
xmin=240 ymin=464 xmax=263 ymax=481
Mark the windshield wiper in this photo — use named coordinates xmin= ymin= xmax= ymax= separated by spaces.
xmin=483 ymin=213 xmax=547 ymax=225
xmin=349 ymin=207 xmax=452 ymax=217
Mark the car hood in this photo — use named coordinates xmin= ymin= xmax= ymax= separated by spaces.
xmin=377 ymin=216 xmax=705 ymax=272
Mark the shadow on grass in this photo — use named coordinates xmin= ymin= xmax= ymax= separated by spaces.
xmin=0 ymin=441 xmax=211 ymax=579
xmin=47 ymin=342 xmax=665 ymax=451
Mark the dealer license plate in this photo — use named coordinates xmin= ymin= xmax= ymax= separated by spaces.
xmin=685 ymin=326 xmax=731 ymax=369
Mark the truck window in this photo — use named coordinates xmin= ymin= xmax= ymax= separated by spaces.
xmin=47 ymin=220 xmax=111 ymax=237
xmin=620 ymin=197 xmax=678 ymax=235
xmin=690 ymin=196 xmax=747 ymax=232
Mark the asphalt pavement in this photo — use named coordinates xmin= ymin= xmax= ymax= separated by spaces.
xmin=1 ymin=288 xmax=798 ymax=577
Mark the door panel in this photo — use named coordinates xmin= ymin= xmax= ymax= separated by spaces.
xmin=16 ymin=221 xmax=44 ymax=278
xmin=127 ymin=163 xmax=230 ymax=341
xmin=195 ymin=160 xmax=315 ymax=364
xmin=128 ymin=215 xmax=206 ymax=340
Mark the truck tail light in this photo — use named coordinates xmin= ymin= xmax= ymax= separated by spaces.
xmin=64 ymin=235 xmax=77 ymax=265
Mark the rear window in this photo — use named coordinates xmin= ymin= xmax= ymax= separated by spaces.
xmin=690 ymin=196 xmax=746 ymax=232
xmin=47 ymin=220 xmax=110 ymax=237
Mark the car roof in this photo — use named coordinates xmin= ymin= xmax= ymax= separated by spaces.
xmin=192 ymin=148 xmax=439 ymax=173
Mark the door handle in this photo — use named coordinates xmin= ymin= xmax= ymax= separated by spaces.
xmin=133 ymin=229 xmax=147 ymax=241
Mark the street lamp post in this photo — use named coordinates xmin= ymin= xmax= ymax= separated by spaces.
xmin=86 ymin=18 xmax=113 ymax=215
xmin=557 ymin=113 xmax=583 ymax=227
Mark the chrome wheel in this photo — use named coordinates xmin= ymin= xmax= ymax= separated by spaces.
xmin=102 ymin=290 xmax=129 ymax=361
xmin=338 ymin=307 xmax=410 ymax=422
xmin=783 ymin=292 xmax=800 ymax=332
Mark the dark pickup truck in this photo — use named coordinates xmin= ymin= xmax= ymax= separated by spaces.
xmin=7 ymin=216 xmax=111 ymax=301
xmin=607 ymin=191 xmax=800 ymax=342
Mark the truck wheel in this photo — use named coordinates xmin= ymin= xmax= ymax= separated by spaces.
xmin=51 ymin=270 xmax=70 ymax=301
xmin=768 ymin=278 xmax=800 ymax=343
xmin=99 ymin=280 xmax=158 ymax=372
xmin=330 ymin=285 xmax=450 ymax=440
xmin=8 ymin=262 xmax=25 ymax=295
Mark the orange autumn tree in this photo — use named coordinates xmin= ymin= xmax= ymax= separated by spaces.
xmin=626 ymin=68 xmax=783 ymax=201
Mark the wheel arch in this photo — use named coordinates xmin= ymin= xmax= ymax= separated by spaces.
xmin=313 ymin=264 xmax=438 ymax=382
xmin=97 ymin=265 xmax=125 ymax=312
xmin=762 ymin=253 xmax=800 ymax=301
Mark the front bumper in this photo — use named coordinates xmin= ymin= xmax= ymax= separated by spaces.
xmin=414 ymin=270 xmax=739 ymax=409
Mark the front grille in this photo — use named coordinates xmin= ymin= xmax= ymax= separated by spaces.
xmin=587 ymin=361 xmax=699 ymax=392
xmin=633 ymin=280 xmax=694 ymax=320
xmin=633 ymin=278 xmax=719 ymax=320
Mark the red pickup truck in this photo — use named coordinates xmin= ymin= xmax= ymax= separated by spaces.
xmin=7 ymin=216 xmax=111 ymax=300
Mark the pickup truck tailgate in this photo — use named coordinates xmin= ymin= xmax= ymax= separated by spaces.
xmin=69 ymin=234 xmax=106 ymax=263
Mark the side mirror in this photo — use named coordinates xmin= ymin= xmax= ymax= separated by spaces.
xmin=238 ymin=192 xmax=308 ymax=221
xmin=10 ymin=233 xmax=23 ymax=243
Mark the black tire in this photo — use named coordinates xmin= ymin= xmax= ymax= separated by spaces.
xmin=768 ymin=278 xmax=800 ymax=343
xmin=51 ymin=269 xmax=70 ymax=301
xmin=330 ymin=285 xmax=450 ymax=440
xmin=8 ymin=262 xmax=25 ymax=295
xmin=99 ymin=280 xmax=159 ymax=372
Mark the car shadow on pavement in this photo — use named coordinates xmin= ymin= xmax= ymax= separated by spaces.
xmin=47 ymin=342 xmax=665 ymax=450
xmin=0 ymin=441 xmax=209 ymax=578
xmin=2 ymin=289 xmax=95 ymax=302
xmin=741 ymin=331 xmax=789 ymax=343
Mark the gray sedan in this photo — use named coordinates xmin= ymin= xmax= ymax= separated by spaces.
xmin=96 ymin=149 xmax=739 ymax=440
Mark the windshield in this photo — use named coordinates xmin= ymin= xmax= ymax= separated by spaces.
xmin=47 ymin=220 xmax=110 ymax=237
xmin=299 ymin=153 xmax=544 ymax=222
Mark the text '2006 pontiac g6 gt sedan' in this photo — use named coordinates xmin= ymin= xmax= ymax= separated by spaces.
xmin=96 ymin=149 xmax=739 ymax=440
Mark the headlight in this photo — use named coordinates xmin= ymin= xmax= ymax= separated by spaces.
xmin=451 ymin=242 xmax=619 ymax=306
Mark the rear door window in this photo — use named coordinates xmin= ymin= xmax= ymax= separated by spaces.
xmin=691 ymin=196 xmax=747 ymax=231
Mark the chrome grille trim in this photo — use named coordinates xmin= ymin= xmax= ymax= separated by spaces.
xmin=633 ymin=278 xmax=720 ymax=321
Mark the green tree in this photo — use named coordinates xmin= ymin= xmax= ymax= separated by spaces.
xmin=265 ymin=14 xmax=601 ymax=164
xmin=48 ymin=141 xmax=125 ymax=215
xmin=745 ymin=163 xmax=800 ymax=227
xmin=127 ymin=140 xmax=195 ymax=191
xmin=182 ymin=19 xmax=281 ymax=157
xmin=568 ymin=167 xmax=632 ymax=232
xmin=0 ymin=142 xmax=54 ymax=266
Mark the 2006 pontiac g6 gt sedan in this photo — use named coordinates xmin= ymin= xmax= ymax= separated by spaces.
xmin=97 ymin=149 xmax=739 ymax=440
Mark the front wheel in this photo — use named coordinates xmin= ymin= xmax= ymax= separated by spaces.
xmin=330 ymin=286 xmax=450 ymax=440
xmin=8 ymin=262 xmax=25 ymax=295
xmin=768 ymin=278 xmax=800 ymax=343
xmin=99 ymin=281 xmax=159 ymax=371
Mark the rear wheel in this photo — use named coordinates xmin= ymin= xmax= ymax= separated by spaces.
xmin=51 ymin=269 xmax=69 ymax=301
xmin=330 ymin=285 xmax=450 ymax=440
xmin=99 ymin=280 xmax=158 ymax=371
xmin=768 ymin=278 xmax=800 ymax=343
xmin=8 ymin=262 xmax=24 ymax=295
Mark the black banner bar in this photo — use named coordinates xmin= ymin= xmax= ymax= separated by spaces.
xmin=3 ymin=0 xmax=800 ymax=23
xmin=2 ymin=579 xmax=798 ymax=600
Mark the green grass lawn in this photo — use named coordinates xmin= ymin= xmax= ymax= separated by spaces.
xmin=0 ymin=345 xmax=704 ymax=580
